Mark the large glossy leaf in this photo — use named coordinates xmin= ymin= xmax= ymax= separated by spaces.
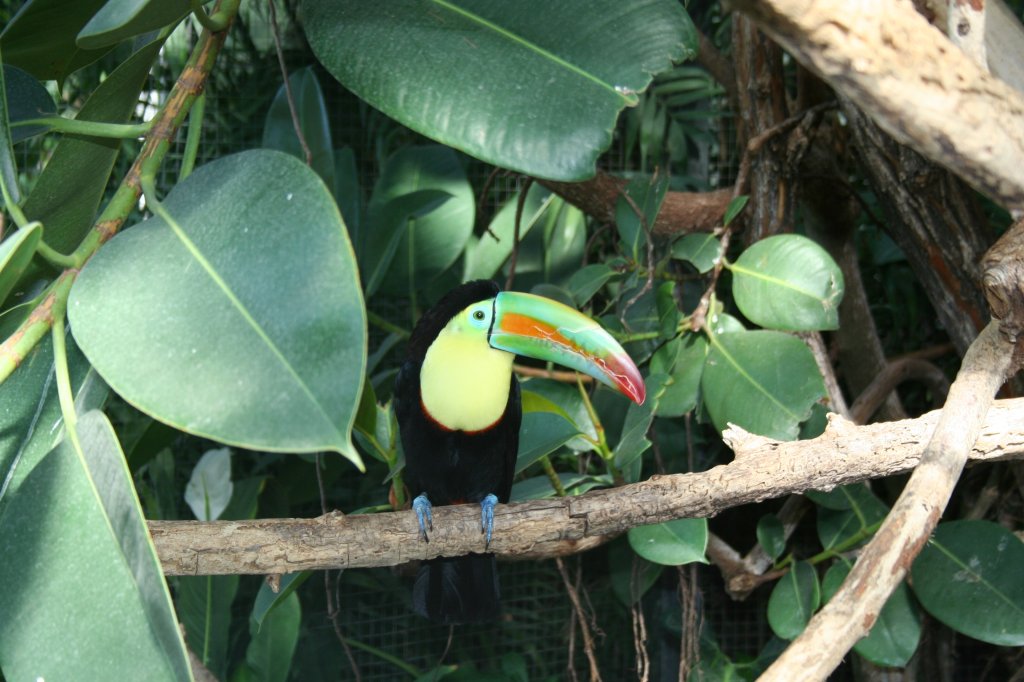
xmin=0 ymin=331 xmax=102 ymax=513
xmin=77 ymin=0 xmax=190 ymax=49
xmin=823 ymin=560 xmax=921 ymax=667
xmin=702 ymin=330 xmax=825 ymax=440
xmin=303 ymin=0 xmax=694 ymax=180
xmin=767 ymin=561 xmax=820 ymax=640
xmin=911 ymin=520 xmax=1024 ymax=646
xmin=512 ymin=197 xmax=587 ymax=290
xmin=514 ymin=411 xmax=581 ymax=474
xmin=262 ymin=66 xmax=335 ymax=190
xmin=365 ymin=145 xmax=474 ymax=297
xmin=69 ymin=149 xmax=367 ymax=465
xmin=566 ymin=263 xmax=616 ymax=307
xmin=21 ymin=37 xmax=163 ymax=254
xmin=184 ymin=447 xmax=233 ymax=521
xmin=0 ymin=411 xmax=190 ymax=681
xmin=671 ymin=233 xmax=720 ymax=274
xmin=613 ymin=373 xmax=670 ymax=478
xmin=731 ymin=235 xmax=844 ymax=332
xmin=464 ymin=183 xmax=554 ymax=281
xmin=649 ymin=333 xmax=707 ymax=418
xmin=176 ymin=574 xmax=239 ymax=679
xmin=1 ymin=0 xmax=111 ymax=81
xmin=4 ymin=63 xmax=57 ymax=143
xmin=245 ymin=590 xmax=300 ymax=682
xmin=0 ymin=224 xmax=41 ymax=307
xmin=628 ymin=517 xmax=708 ymax=566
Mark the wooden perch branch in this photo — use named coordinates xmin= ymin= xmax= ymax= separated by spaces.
xmin=729 ymin=0 xmax=1024 ymax=210
xmin=150 ymin=398 xmax=1024 ymax=576
xmin=760 ymin=320 xmax=1017 ymax=682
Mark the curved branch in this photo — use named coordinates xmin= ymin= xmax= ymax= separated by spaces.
xmin=536 ymin=172 xmax=733 ymax=237
xmin=150 ymin=398 xmax=1024 ymax=576
xmin=731 ymin=0 xmax=1024 ymax=210
xmin=849 ymin=357 xmax=951 ymax=424
xmin=759 ymin=320 xmax=1017 ymax=682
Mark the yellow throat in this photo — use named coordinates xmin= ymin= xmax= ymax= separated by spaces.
xmin=420 ymin=311 xmax=515 ymax=432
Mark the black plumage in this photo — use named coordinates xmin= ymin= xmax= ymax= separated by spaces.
xmin=395 ymin=280 xmax=520 ymax=624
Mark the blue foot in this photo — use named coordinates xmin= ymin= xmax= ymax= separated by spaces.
xmin=480 ymin=493 xmax=498 ymax=548
xmin=413 ymin=493 xmax=433 ymax=542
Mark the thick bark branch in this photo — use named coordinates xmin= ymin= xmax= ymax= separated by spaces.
xmin=536 ymin=173 xmax=733 ymax=237
xmin=150 ymin=398 xmax=1024 ymax=576
xmin=729 ymin=0 xmax=1024 ymax=210
xmin=760 ymin=320 xmax=1017 ymax=682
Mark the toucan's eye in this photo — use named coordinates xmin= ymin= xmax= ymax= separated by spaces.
xmin=473 ymin=310 xmax=486 ymax=321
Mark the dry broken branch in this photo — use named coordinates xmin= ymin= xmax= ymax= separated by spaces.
xmin=150 ymin=398 xmax=1024 ymax=576
xmin=730 ymin=0 xmax=1024 ymax=210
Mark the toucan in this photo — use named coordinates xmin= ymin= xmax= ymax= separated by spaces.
xmin=395 ymin=279 xmax=645 ymax=624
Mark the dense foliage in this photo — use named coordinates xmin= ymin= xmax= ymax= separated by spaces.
xmin=0 ymin=1 xmax=1021 ymax=680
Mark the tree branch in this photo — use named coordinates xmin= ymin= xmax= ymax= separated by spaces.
xmin=536 ymin=172 xmax=733 ymax=237
xmin=760 ymin=319 xmax=1017 ymax=681
xmin=729 ymin=0 xmax=1024 ymax=210
xmin=150 ymin=398 xmax=1024 ymax=576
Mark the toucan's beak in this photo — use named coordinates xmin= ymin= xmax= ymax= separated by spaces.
xmin=489 ymin=292 xmax=645 ymax=405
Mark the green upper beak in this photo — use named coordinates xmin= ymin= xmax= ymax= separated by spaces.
xmin=488 ymin=291 xmax=645 ymax=405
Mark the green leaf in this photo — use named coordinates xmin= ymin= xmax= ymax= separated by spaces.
xmin=262 ymin=66 xmax=335 ymax=190
xmin=363 ymin=188 xmax=453 ymax=298
xmin=464 ymin=184 xmax=553 ymax=281
xmin=613 ymin=374 xmax=670 ymax=476
xmin=911 ymin=520 xmax=1024 ymax=646
xmin=722 ymin=194 xmax=749 ymax=227
xmin=1 ymin=0 xmax=112 ymax=81
xmin=812 ymin=485 xmax=888 ymax=551
xmin=730 ymin=234 xmax=845 ymax=331
xmin=21 ymin=37 xmax=164 ymax=254
xmin=609 ymin=538 xmax=663 ymax=606
xmin=512 ymin=197 xmax=587 ymax=290
xmin=77 ymin=0 xmax=191 ymax=49
xmin=184 ymin=447 xmax=233 ymax=521
xmin=656 ymin=280 xmax=680 ymax=340
xmin=616 ymin=172 xmax=668 ymax=261
xmin=251 ymin=572 xmax=312 ymax=632
xmin=0 ymin=223 xmax=41 ymax=306
xmin=702 ymin=330 xmax=825 ymax=440
xmin=365 ymin=145 xmax=474 ymax=296
xmin=566 ymin=263 xmax=616 ymax=307
xmin=246 ymin=590 xmax=301 ymax=682
xmin=514 ymin=411 xmax=581 ymax=474
xmin=823 ymin=560 xmax=921 ymax=667
xmin=0 ymin=332 xmax=102 ymax=513
xmin=304 ymin=0 xmax=694 ymax=180
xmin=0 ymin=411 xmax=191 ymax=681
xmin=68 ymin=149 xmax=367 ymax=465
xmin=650 ymin=333 xmax=706 ymax=418
xmin=510 ymin=473 xmax=597 ymax=501
xmin=520 ymin=378 xmax=598 ymax=453
xmin=671 ymin=232 xmax=720 ymax=273
xmin=756 ymin=514 xmax=785 ymax=562
xmin=628 ymin=518 xmax=708 ymax=566
xmin=333 ymin=147 xmax=364 ymax=252
xmin=767 ymin=561 xmax=820 ymax=640
xmin=176 ymin=574 xmax=239 ymax=678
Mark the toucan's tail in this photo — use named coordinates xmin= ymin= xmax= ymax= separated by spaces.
xmin=413 ymin=553 xmax=500 ymax=624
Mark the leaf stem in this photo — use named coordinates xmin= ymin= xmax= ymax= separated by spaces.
xmin=540 ymin=455 xmax=567 ymax=497
xmin=190 ymin=0 xmax=231 ymax=32
xmin=36 ymin=238 xmax=80 ymax=270
xmin=179 ymin=92 xmax=205 ymax=181
xmin=366 ymin=310 xmax=409 ymax=339
xmin=12 ymin=117 xmax=153 ymax=139
xmin=50 ymin=273 xmax=80 ymax=444
xmin=0 ymin=157 xmax=28 ymax=228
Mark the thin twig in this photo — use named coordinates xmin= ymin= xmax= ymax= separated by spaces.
xmin=556 ymin=557 xmax=603 ymax=682
xmin=267 ymin=0 xmax=312 ymax=167
xmin=505 ymin=177 xmax=533 ymax=291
